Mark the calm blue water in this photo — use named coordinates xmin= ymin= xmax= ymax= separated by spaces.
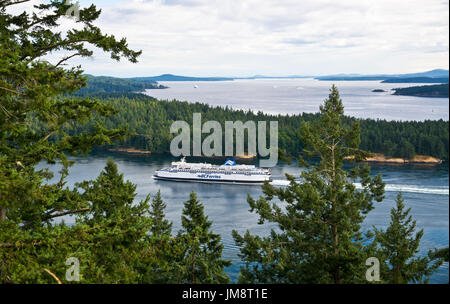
xmin=39 ymin=153 xmax=449 ymax=283
xmin=144 ymin=78 xmax=449 ymax=121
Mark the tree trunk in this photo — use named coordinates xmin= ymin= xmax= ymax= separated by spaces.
xmin=331 ymin=141 xmax=341 ymax=283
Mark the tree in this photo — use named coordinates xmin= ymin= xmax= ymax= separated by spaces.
xmin=232 ymin=85 xmax=386 ymax=283
xmin=0 ymin=0 xmax=139 ymax=283
xmin=149 ymin=190 xmax=172 ymax=237
xmin=142 ymin=189 xmax=178 ymax=284
xmin=75 ymin=159 xmax=153 ymax=283
xmin=397 ymin=139 xmax=416 ymax=160
xmin=373 ymin=193 xmax=442 ymax=284
xmin=0 ymin=0 xmax=140 ymax=224
xmin=176 ymin=191 xmax=231 ymax=284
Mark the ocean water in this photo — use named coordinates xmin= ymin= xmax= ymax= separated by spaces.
xmin=35 ymin=78 xmax=448 ymax=283
xmin=39 ymin=153 xmax=449 ymax=283
xmin=144 ymin=78 xmax=449 ymax=121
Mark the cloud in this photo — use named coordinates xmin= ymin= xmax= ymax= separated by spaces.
xmin=17 ymin=0 xmax=450 ymax=76
xmin=159 ymin=0 xmax=204 ymax=7
xmin=283 ymin=39 xmax=317 ymax=45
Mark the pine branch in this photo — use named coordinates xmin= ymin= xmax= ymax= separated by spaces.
xmin=43 ymin=207 xmax=91 ymax=220
xmin=0 ymin=0 xmax=31 ymax=7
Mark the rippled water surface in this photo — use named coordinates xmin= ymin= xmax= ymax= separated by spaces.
xmin=144 ymin=78 xmax=449 ymax=121
xmin=39 ymin=153 xmax=449 ymax=283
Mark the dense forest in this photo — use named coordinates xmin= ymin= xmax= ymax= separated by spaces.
xmin=69 ymin=75 xmax=448 ymax=162
xmin=73 ymin=75 xmax=167 ymax=96
xmin=47 ymin=92 xmax=449 ymax=161
xmin=392 ymin=84 xmax=449 ymax=98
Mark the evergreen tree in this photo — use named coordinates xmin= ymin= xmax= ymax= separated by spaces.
xmin=176 ymin=191 xmax=231 ymax=284
xmin=233 ymin=85 xmax=386 ymax=283
xmin=149 ymin=190 xmax=172 ymax=237
xmin=75 ymin=159 xmax=153 ymax=283
xmin=0 ymin=0 xmax=139 ymax=283
xmin=373 ymin=193 xmax=442 ymax=284
xmin=397 ymin=139 xmax=416 ymax=160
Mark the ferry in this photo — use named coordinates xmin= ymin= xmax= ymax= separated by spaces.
xmin=153 ymin=157 xmax=272 ymax=184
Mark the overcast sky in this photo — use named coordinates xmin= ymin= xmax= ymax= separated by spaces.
xmin=21 ymin=0 xmax=450 ymax=77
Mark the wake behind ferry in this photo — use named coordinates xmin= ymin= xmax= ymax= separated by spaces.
xmin=153 ymin=157 xmax=272 ymax=184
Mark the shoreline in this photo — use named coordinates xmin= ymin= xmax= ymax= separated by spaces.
xmin=392 ymin=93 xmax=449 ymax=98
xmin=104 ymin=149 xmax=443 ymax=165
xmin=352 ymin=154 xmax=443 ymax=165
xmin=107 ymin=148 xmax=151 ymax=155
xmin=105 ymin=148 xmax=257 ymax=160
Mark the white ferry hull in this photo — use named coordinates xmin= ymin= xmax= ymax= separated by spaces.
xmin=153 ymin=171 xmax=271 ymax=184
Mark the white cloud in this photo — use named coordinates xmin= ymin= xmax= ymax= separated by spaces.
xmin=13 ymin=0 xmax=450 ymax=76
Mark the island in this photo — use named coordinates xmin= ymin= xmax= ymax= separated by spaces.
xmin=75 ymin=74 xmax=168 ymax=97
xmin=392 ymin=84 xmax=449 ymax=98
xmin=382 ymin=77 xmax=449 ymax=84
xmin=315 ymin=69 xmax=449 ymax=81
xmin=372 ymin=89 xmax=387 ymax=92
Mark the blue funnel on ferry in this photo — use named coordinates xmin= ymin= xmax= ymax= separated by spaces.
xmin=224 ymin=158 xmax=236 ymax=166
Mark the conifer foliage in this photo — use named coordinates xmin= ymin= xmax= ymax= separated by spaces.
xmin=0 ymin=0 xmax=140 ymax=283
xmin=75 ymin=159 xmax=153 ymax=283
xmin=0 ymin=1 xmax=232 ymax=282
xmin=233 ymin=85 xmax=386 ymax=283
xmin=149 ymin=190 xmax=173 ymax=237
xmin=176 ymin=191 xmax=231 ymax=283
xmin=373 ymin=193 xmax=442 ymax=284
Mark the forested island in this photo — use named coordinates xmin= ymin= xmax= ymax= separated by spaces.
xmin=74 ymin=75 xmax=167 ymax=96
xmin=44 ymin=91 xmax=448 ymax=162
xmin=392 ymin=84 xmax=449 ymax=98
xmin=382 ymin=77 xmax=449 ymax=83
xmin=43 ymin=75 xmax=448 ymax=162
xmin=315 ymin=69 xmax=449 ymax=81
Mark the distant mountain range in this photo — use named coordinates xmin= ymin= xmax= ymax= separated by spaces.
xmin=129 ymin=74 xmax=234 ymax=82
xmin=128 ymin=74 xmax=316 ymax=81
xmin=125 ymin=69 xmax=448 ymax=83
xmin=83 ymin=69 xmax=449 ymax=86
xmin=78 ymin=72 xmax=449 ymax=99
xmin=314 ymin=69 xmax=449 ymax=82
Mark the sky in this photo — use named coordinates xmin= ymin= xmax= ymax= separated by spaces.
xmin=13 ymin=0 xmax=450 ymax=77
